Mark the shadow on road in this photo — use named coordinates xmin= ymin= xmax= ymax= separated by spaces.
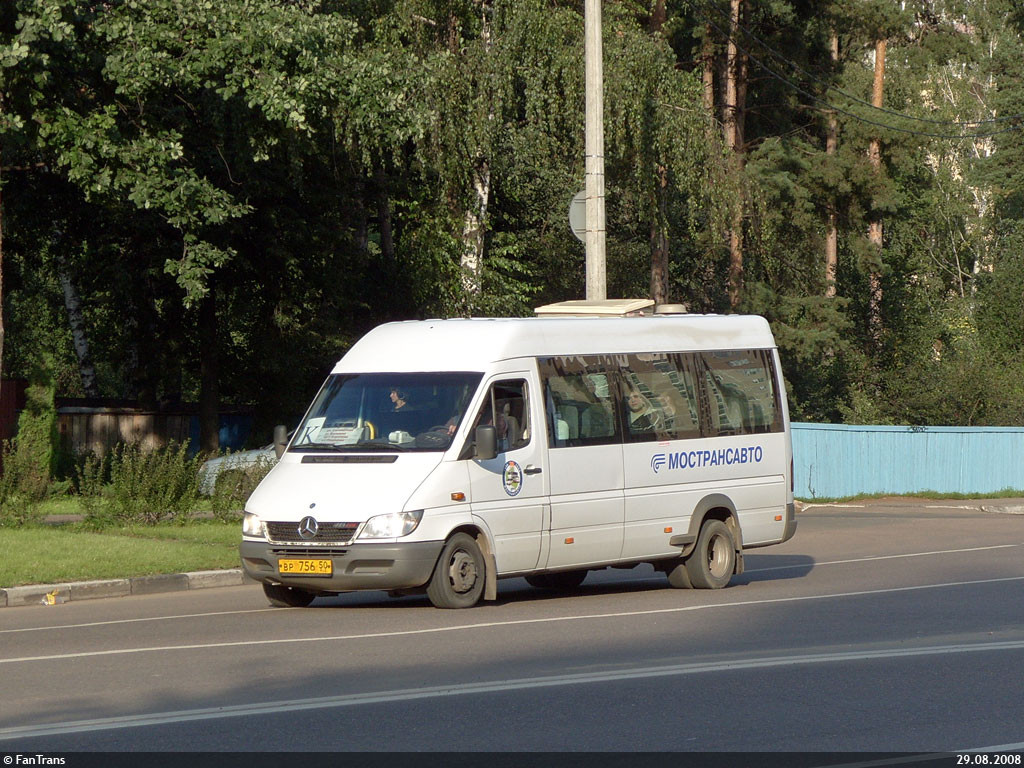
xmin=304 ymin=554 xmax=817 ymax=610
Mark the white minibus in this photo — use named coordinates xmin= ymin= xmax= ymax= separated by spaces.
xmin=240 ymin=306 xmax=796 ymax=608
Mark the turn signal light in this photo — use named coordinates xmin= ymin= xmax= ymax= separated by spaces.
xmin=451 ymin=492 xmax=466 ymax=502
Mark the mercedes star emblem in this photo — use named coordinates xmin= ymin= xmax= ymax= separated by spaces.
xmin=297 ymin=516 xmax=319 ymax=540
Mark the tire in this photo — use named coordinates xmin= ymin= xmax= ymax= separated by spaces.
xmin=426 ymin=533 xmax=486 ymax=608
xmin=263 ymin=582 xmax=317 ymax=608
xmin=683 ymin=519 xmax=736 ymax=589
xmin=525 ymin=570 xmax=588 ymax=590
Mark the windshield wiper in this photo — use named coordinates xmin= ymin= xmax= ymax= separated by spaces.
xmin=288 ymin=442 xmax=347 ymax=452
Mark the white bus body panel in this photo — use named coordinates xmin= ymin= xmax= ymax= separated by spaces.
xmin=546 ymin=445 xmax=625 ymax=568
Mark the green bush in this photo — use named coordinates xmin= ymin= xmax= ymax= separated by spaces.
xmin=74 ymin=451 xmax=111 ymax=529
xmin=0 ymin=440 xmax=45 ymax=527
xmin=107 ymin=441 xmax=204 ymax=525
xmin=0 ymin=370 xmax=61 ymax=527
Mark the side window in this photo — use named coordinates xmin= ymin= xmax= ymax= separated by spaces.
xmin=468 ymin=379 xmax=531 ymax=453
xmin=697 ymin=349 xmax=782 ymax=436
xmin=620 ymin=353 xmax=701 ymax=442
xmin=539 ymin=356 xmax=621 ymax=448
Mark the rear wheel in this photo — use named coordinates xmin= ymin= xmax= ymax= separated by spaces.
xmin=683 ymin=519 xmax=736 ymax=589
xmin=263 ymin=582 xmax=317 ymax=607
xmin=525 ymin=570 xmax=588 ymax=590
xmin=427 ymin=533 xmax=486 ymax=608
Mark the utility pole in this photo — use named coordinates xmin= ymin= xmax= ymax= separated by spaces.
xmin=825 ymin=30 xmax=839 ymax=298
xmin=724 ymin=0 xmax=746 ymax=310
xmin=867 ymin=37 xmax=886 ymax=341
xmin=584 ymin=0 xmax=606 ymax=300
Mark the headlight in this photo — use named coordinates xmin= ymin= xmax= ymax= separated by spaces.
xmin=358 ymin=510 xmax=423 ymax=539
xmin=242 ymin=511 xmax=264 ymax=538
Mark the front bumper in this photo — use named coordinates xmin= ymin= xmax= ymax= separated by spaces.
xmin=240 ymin=539 xmax=444 ymax=593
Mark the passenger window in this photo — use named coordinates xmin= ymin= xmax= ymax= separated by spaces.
xmin=539 ymin=356 xmax=621 ymax=448
xmin=620 ymin=353 xmax=701 ymax=442
xmin=467 ymin=379 xmax=531 ymax=454
xmin=697 ymin=349 xmax=781 ymax=436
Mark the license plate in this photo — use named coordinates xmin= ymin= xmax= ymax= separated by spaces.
xmin=278 ymin=558 xmax=333 ymax=576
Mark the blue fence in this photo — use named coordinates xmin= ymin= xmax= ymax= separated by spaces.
xmin=792 ymin=422 xmax=1024 ymax=499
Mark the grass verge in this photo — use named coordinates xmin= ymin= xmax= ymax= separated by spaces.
xmin=0 ymin=520 xmax=241 ymax=588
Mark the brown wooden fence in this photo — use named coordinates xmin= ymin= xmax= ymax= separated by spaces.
xmin=56 ymin=406 xmax=195 ymax=456
xmin=0 ymin=388 xmax=253 ymax=467
xmin=54 ymin=401 xmax=254 ymax=457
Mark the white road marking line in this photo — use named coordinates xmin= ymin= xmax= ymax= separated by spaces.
xmin=2 ymin=639 xmax=1023 ymax=740
xmin=2 ymin=575 xmax=1023 ymax=666
xmin=959 ymin=742 xmax=1024 ymax=752
xmin=0 ymin=608 xmax=280 ymax=634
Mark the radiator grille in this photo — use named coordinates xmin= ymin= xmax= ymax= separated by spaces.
xmin=266 ymin=521 xmax=359 ymax=545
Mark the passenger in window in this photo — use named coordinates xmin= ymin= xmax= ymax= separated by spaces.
xmin=626 ymin=388 xmax=661 ymax=432
xmin=389 ymin=388 xmax=408 ymax=411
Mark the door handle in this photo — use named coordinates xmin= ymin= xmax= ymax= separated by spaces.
xmin=524 ymin=466 xmax=543 ymax=475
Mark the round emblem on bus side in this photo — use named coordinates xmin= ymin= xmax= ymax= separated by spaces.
xmin=503 ymin=460 xmax=523 ymax=497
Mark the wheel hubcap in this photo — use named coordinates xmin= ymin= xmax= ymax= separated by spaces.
xmin=708 ymin=534 xmax=730 ymax=578
xmin=448 ymin=550 xmax=478 ymax=593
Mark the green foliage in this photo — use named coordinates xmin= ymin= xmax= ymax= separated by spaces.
xmin=11 ymin=377 xmax=57 ymax=497
xmin=3 ymin=0 xmax=1024 ymax=434
xmin=0 ymin=442 xmax=43 ymax=527
xmin=105 ymin=442 xmax=204 ymax=525
xmin=0 ymin=363 xmax=60 ymax=526
xmin=73 ymin=452 xmax=109 ymax=529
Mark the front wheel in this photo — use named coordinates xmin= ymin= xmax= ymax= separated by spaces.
xmin=683 ymin=519 xmax=736 ymax=589
xmin=263 ymin=582 xmax=317 ymax=607
xmin=426 ymin=533 xmax=486 ymax=608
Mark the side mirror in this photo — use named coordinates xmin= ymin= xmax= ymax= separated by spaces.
xmin=273 ymin=424 xmax=289 ymax=459
xmin=474 ymin=425 xmax=497 ymax=461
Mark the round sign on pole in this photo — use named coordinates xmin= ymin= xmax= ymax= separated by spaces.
xmin=568 ymin=190 xmax=586 ymax=242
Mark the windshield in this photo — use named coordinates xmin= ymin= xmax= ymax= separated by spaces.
xmin=291 ymin=372 xmax=483 ymax=453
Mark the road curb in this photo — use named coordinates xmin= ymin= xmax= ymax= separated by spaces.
xmin=0 ymin=568 xmax=253 ymax=608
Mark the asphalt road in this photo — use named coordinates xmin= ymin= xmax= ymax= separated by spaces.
xmin=1 ymin=499 xmax=1023 ymax=756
